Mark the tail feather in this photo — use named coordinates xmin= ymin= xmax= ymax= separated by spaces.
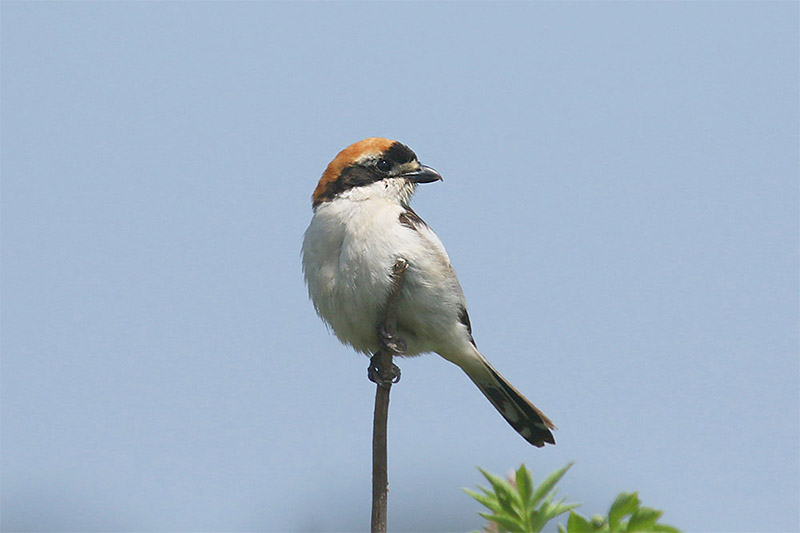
xmin=461 ymin=355 xmax=556 ymax=447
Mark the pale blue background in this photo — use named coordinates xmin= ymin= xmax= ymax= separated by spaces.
xmin=2 ymin=2 xmax=797 ymax=532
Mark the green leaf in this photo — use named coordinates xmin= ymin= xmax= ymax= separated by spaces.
xmin=530 ymin=492 xmax=554 ymax=528
xmin=516 ymin=464 xmax=533 ymax=507
xmin=531 ymin=462 xmax=574 ymax=507
xmin=463 ymin=488 xmax=503 ymax=514
xmin=478 ymin=468 xmax=513 ymax=492
xmin=608 ymin=492 xmax=640 ymax=530
xmin=548 ymin=499 xmax=581 ymax=517
xmin=536 ymin=497 xmax=579 ymax=526
xmin=566 ymin=511 xmax=595 ymax=533
xmin=529 ymin=510 xmax=551 ymax=533
xmin=558 ymin=525 xmax=567 ymax=533
xmin=469 ymin=464 xmax=581 ymax=533
xmin=478 ymin=468 xmax=522 ymax=518
xmin=478 ymin=485 xmax=498 ymax=498
xmin=627 ymin=507 xmax=663 ymax=532
xmin=530 ymin=498 xmax=578 ymax=532
xmin=497 ymin=489 xmax=521 ymax=519
xmin=480 ymin=511 xmax=525 ymax=533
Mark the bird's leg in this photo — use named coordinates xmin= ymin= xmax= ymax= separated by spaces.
xmin=368 ymin=258 xmax=407 ymax=386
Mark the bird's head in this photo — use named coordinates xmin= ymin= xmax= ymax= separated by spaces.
xmin=312 ymin=137 xmax=442 ymax=209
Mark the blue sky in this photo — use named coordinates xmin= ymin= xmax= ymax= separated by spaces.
xmin=2 ymin=2 xmax=797 ymax=532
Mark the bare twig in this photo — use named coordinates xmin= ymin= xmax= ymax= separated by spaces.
xmin=368 ymin=258 xmax=408 ymax=533
xmin=370 ymin=370 xmax=391 ymax=533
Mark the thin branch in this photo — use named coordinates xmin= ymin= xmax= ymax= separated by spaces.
xmin=369 ymin=258 xmax=408 ymax=533
xmin=370 ymin=371 xmax=391 ymax=533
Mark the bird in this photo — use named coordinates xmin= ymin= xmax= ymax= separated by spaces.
xmin=301 ymin=137 xmax=555 ymax=447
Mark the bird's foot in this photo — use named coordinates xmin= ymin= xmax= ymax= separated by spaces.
xmin=392 ymin=257 xmax=408 ymax=276
xmin=378 ymin=324 xmax=406 ymax=356
xmin=368 ymin=354 xmax=401 ymax=386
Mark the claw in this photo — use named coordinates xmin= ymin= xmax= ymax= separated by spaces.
xmin=388 ymin=363 xmax=401 ymax=383
xmin=368 ymin=356 xmax=402 ymax=386
xmin=378 ymin=324 xmax=406 ymax=355
xmin=392 ymin=258 xmax=408 ymax=275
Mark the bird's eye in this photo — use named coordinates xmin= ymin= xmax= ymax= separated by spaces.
xmin=376 ymin=159 xmax=392 ymax=172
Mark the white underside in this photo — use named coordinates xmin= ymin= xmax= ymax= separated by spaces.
xmin=301 ymin=179 xmax=476 ymax=362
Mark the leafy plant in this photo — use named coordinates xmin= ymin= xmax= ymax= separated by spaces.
xmin=559 ymin=491 xmax=679 ymax=533
xmin=464 ymin=463 xmax=579 ymax=532
xmin=466 ymin=464 xmax=680 ymax=533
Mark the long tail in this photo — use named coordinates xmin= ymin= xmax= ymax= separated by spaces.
xmin=458 ymin=350 xmax=556 ymax=447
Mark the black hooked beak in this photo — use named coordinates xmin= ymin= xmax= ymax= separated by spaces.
xmin=401 ymin=164 xmax=442 ymax=184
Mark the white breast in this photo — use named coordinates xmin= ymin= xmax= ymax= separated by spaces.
xmin=302 ymin=193 xmax=404 ymax=353
xmin=302 ymin=182 xmax=471 ymax=357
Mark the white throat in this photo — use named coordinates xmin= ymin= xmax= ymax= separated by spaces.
xmin=336 ymin=178 xmax=417 ymax=207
